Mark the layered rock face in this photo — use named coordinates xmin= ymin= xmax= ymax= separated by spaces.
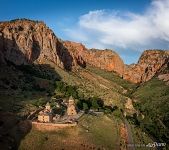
xmin=1 ymin=19 xmax=168 ymax=84
xmin=0 ymin=19 xmax=74 ymax=71
xmin=63 ymin=41 xmax=87 ymax=69
xmin=86 ymin=49 xmax=124 ymax=76
xmin=123 ymin=50 xmax=169 ymax=83
xmin=0 ymin=19 xmax=124 ymax=75
xmin=63 ymin=41 xmax=125 ymax=76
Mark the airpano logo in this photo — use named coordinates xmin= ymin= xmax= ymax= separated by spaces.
xmin=127 ymin=142 xmax=166 ymax=148
xmin=146 ymin=142 xmax=166 ymax=148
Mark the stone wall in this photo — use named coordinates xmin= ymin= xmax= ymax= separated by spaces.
xmin=32 ymin=121 xmax=77 ymax=131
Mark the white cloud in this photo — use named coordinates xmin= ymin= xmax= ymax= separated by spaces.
xmin=64 ymin=0 xmax=169 ymax=52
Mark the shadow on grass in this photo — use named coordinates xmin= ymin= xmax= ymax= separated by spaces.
xmin=0 ymin=112 xmax=32 ymax=150
xmin=0 ymin=31 xmax=68 ymax=149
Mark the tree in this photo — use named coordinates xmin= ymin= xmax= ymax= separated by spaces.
xmin=91 ymin=99 xmax=99 ymax=110
xmin=104 ymin=108 xmax=112 ymax=114
xmin=76 ymin=100 xmax=83 ymax=110
xmin=65 ymin=85 xmax=78 ymax=98
xmin=78 ymin=92 xmax=84 ymax=100
xmin=55 ymin=81 xmax=64 ymax=91
xmin=97 ymin=98 xmax=104 ymax=108
xmin=113 ymin=108 xmax=122 ymax=118
xmin=83 ymin=103 xmax=89 ymax=111
xmin=32 ymin=98 xmax=47 ymax=107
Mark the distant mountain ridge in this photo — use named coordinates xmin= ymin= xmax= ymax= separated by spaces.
xmin=63 ymin=41 xmax=125 ymax=76
xmin=124 ymin=50 xmax=169 ymax=83
xmin=0 ymin=19 xmax=169 ymax=83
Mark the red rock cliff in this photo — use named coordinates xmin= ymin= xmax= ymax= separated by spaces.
xmin=0 ymin=19 xmax=75 ymax=71
xmin=0 ymin=19 xmax=125 ymax=75
xmin=123 ymin=50 xmax=169 ymax=83
xmin=63 ymin=41 xmax=125 ymax=76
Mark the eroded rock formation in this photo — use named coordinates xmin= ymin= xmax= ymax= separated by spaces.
xmin=0 ymin=19 xmax=74 ymax=71
xmin=1 ymin=19 xmax=168 ymax=83
xmin=0 ymin=19 xmax=125 ymax=75
xmin=123 ymin=50 xmax=169 ymax=83
xmin=63 ymin=41 xmax=125 ymax=76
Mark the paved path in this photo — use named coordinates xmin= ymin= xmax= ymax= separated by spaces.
xmin=124 ymin=118 xmax=135 ymax=150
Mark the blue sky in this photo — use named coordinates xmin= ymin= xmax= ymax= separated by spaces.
xmin=0 ymin=0 xmax=169 ymax=64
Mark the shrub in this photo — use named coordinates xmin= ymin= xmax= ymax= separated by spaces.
xmin=83 ymin=103 xmax=89 ymax=111
xmin=112 ymin=108 xmax=122 ymax=118
xmin=104 ymin=108 xmax=112 ymax=114
xmin=91 ymin=98 xmax=99 ymax=110
xmin=32 ymin=98 xmax=47 ymax=107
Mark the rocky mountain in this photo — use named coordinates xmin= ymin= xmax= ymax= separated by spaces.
xmin=63 ymin=41 xmax=124 ymax=76
xmin=0 ymin=19 xmax=76 ymax=71
xmin=0 ymin=19 xmax=169 ymax=148
xmin=123 ymin=50 xmax=169 ymax=83
xmin=0 ymin=19 xmax=124 ymax=75
xmin=0 ymin=19 xmax=169 ymax=84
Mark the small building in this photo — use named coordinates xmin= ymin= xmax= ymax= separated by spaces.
xmin=38 ymin=112 xmax=53 ymax=122
xmin=67 ymin=96 xmax=77 ymax=116
xmin=38 ymin=102 xmax=53 ymax=122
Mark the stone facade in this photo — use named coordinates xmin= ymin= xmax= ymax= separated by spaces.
xmin=67 ymin=96 xmax=77 ymax=116
xmin=37 ymin=97 xmax=78 ymax=123
xmin=45 ymin=102 xmax=51 ymax=111
xmin=32 ymin=122 xmax=77 ymax=131
xmin=38 ymin=102 xmax=53 ymax=122
xmin=38 ymin=114 xmax=53 ymax=123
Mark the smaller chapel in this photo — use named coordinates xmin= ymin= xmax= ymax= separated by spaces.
xmin=38 ymin=102 xmax=53 ymax=122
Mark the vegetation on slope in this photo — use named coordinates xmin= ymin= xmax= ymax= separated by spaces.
xmin=53 ymin=65 xmax=129 ymax=109
xmin=132 ymin=77 xmax=169 ymax=144
xmin=86 ymin=65 xmax=137 ymax=94
xmin=1 ymin=62 xmax=162 ymax=149
xmin=0 ymin=63 xmax=116 ymax=116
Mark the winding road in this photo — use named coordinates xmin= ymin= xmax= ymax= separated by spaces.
xmin=124 ymin=118 xmax=135 ymax=150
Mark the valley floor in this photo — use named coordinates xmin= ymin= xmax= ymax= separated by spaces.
xmin=0 ymin=64 xmax=166 ymax=150
xmin=19 ymin=114 xmax=119 ymax=150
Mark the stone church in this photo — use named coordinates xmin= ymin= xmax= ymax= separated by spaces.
xmin=38 ymin=102 xmax=53 ymax=122
xmin=67 ymin=96 xmax=77 ymax=116
xmin=37 ymin=96 xmax=78 ymax=123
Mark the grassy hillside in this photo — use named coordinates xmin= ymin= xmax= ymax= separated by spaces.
xmin=19 ymin=115 xmax=119 ymax=150
xmin=53 ymin=65 xmax=132 ymax=108
xmin=0 ymin=62 xmax=129 ymax=117
xmin=0 ymin=61 xmax=136 ymax=113
xmin=0 ymin=62 xmax=158 ymax=149
xmin=86 ymin=65 xmax=137 ymax=92
xmin=132 ymin=77 xmax=169 ymax=144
